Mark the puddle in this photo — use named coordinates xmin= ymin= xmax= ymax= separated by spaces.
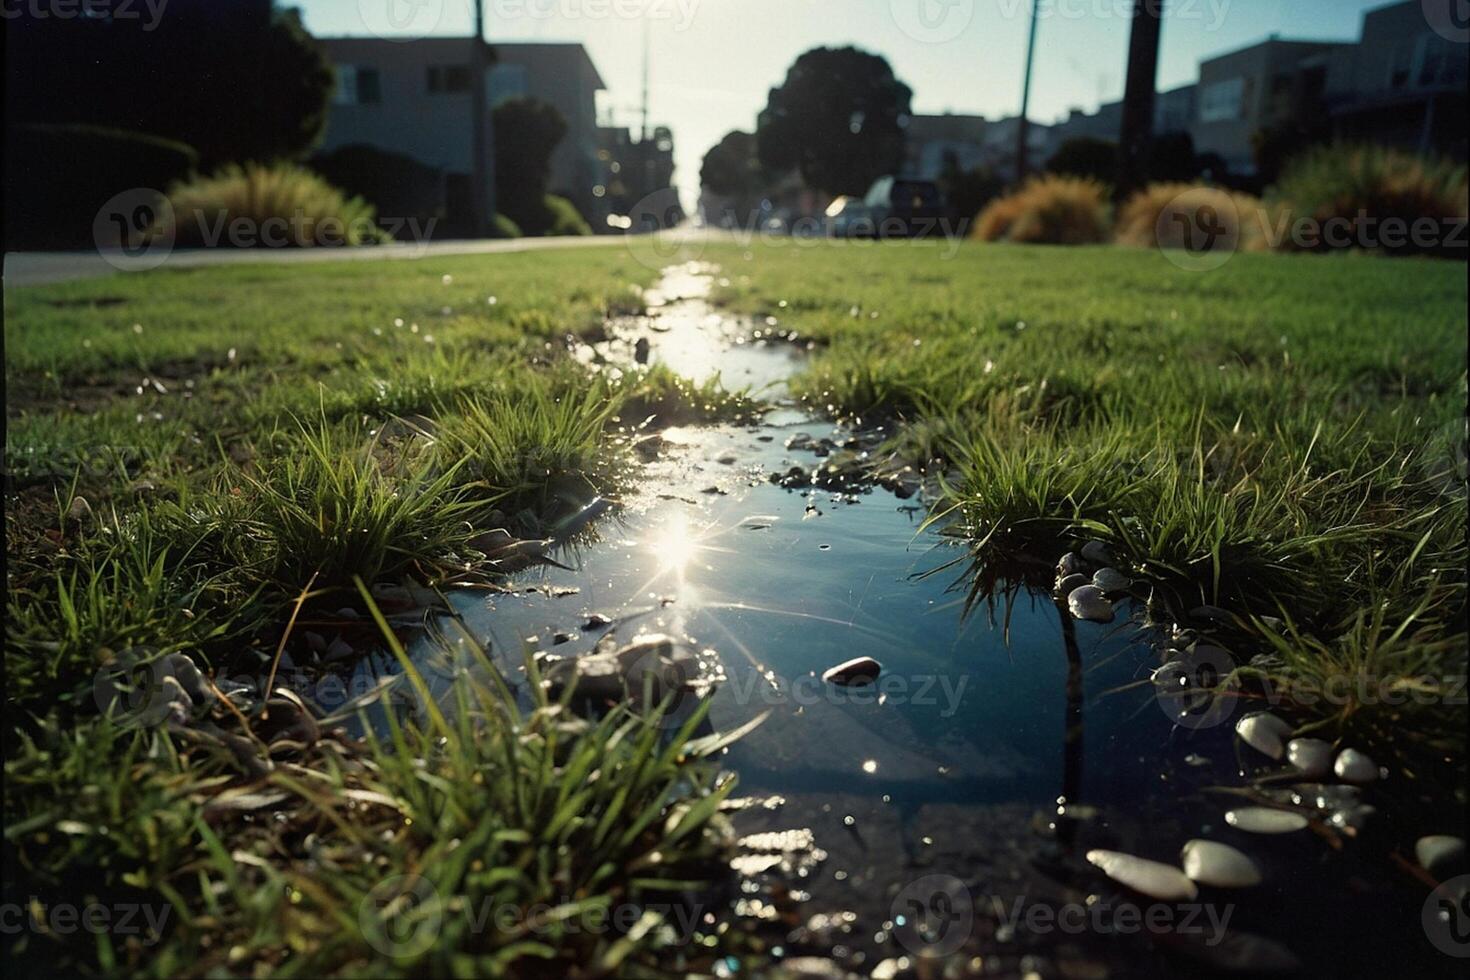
xmin=346 ymin=264 xmax=1456 ymax=978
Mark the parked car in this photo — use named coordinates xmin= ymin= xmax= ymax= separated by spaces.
xmin=824 ymin=195 xmax=876 ymax=237
xmin=862 ymin=176 xmax=946 ymax=237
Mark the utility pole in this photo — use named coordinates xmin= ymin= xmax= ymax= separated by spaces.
xmin=1116 ymin=0 xmax=1164 ymax=202
xmin=640 ymin=18 xmax=651 ymax=144
xmin=1015 ymin=0 xmax=1041 ymax=186
xmin=470 ymin=0 xmax=493 ymax=236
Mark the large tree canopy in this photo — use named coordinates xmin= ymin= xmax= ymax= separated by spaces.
xmin=756 ymin=47 xmax=912 ymax=196
xmin=5 ymin=2 xmax=333 ymax=166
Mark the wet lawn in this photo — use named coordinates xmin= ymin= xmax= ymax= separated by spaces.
xmin=4 ymin=239 xmax=1466 ymax=975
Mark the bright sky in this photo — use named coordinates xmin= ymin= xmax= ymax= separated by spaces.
xmin=299 ymin=0 xmax=1393 ymax=208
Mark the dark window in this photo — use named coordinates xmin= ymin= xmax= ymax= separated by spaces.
xmin=358 ymin=68 xmax=381 ymax=104
xmin=428 ymin=65 xmax=472 ymax=94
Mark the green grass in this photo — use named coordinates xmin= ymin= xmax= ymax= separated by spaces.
xmin=707 ymin=239 xmax=1466 ymax=767
xmin=4 ymin=249 xmax=765 ymax=975
xmin=5 ymin=239 xmax=1465 ymax=974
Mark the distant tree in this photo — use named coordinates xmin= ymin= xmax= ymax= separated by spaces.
xmin=756 ymin=47 xmax=912 ymax=196
xmin=1047 ymin=137 xmax=1119 ymax=183
xmin=5 ymin=3 xmax=333 ymax=167
xmin=700 ymin=130 xmax=771 ymax=216
xmin=1148 ymin=130 xmax=1201 ymax=183
xmin=494 ymin=97 xmax=570 ymax=236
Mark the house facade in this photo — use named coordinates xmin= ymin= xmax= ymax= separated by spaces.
xmin=317 ymin=37 xmax=606 ymax=233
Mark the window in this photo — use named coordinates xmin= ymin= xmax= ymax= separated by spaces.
xmin=1199 ymin=77 xmax=1245 ymax=123
xmin=334 ymin=66 xmax=381 ymax=106
xmin=427 ymin=65 xmax=472 ymax=94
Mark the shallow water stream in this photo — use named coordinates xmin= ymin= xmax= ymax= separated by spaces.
xmin=349 ymin=264 xmax=1456 ymax=978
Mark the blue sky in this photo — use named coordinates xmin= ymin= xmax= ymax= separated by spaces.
xmin=299 ymin=0 xmax=1395 ymax=205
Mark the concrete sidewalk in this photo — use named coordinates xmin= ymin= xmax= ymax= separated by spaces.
xmin=2 ymin=234 xmax=657 ymax=287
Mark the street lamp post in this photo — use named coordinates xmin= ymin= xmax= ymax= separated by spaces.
xmin=1015 ymin=0 xmax=1041 ymax=186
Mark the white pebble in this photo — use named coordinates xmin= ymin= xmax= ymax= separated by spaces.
xmin=1286 ymin=738 xmax=1334 ymax=778
xmin=1415 ymin=835 xmax=1466 ymax=874
xmin=1333 ymin=748 xmax=1379 ymax=784
xmin=1086 ymin=850 xmax=1198 ymax=901
xmin=1235 ymin=712 xmax=1292 ymax=760
xmin=1181 ymin=840 xmax=1262 ymax=888
xmin=1225 ymin=807 xmax=1309 ymax=834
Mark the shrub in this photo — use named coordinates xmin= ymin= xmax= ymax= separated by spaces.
xmin=167 ymin=162 xmax=391 ymax=247
xmin=972 ymin=175 xmax=1111 ymax=245
xmin=1269 ymin=144 xmax=1468 ymax=259
xmin=491 ymin=212 xmax=523 ymax=238
xmin=1115 ymin=182 xmax=1269 ymax=252
xmin=544 ymin=193 xmax=593 ymax=236
xmin=3 ymin=124 xmax=198 ymax=250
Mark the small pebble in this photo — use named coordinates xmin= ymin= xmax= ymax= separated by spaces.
xmin=1067 ymin=585 xmax=1115 ymax=623
xmin=1286 ymin=738 xmax=1334 ymax=778
xmin=1333 ymin=748 xmax=1379 ymax=784
xmin=1181 ymin=840 xmax=1262 ymax=888
xmin=1415 ymin=835 xmax=1467 ymax=875
xmin=1235 ymin=712 xmax=1292 ymax=761
xmin=1086 ymin=849 xmax=1198 ymax=901
xmin=1225 ymin=807 xmax=1309 ymax=834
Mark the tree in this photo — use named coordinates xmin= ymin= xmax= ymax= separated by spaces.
xmin=700 ymin=131 xmax=770 ymax=217
xmin=1047 ymin=138 xmax=1120 ymax=183
xmin=1148 ymin=131 xmax=1201 ymax=183
xmin=756 ymin=47 xmax=913 ymax=196
xmin=5 ymin=2 xmax=333 ymax=167
xmin=1116 ymin=0 xmax=1165 ymax=200
xmin=494 ymin=97 xmax=570 ymax=236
